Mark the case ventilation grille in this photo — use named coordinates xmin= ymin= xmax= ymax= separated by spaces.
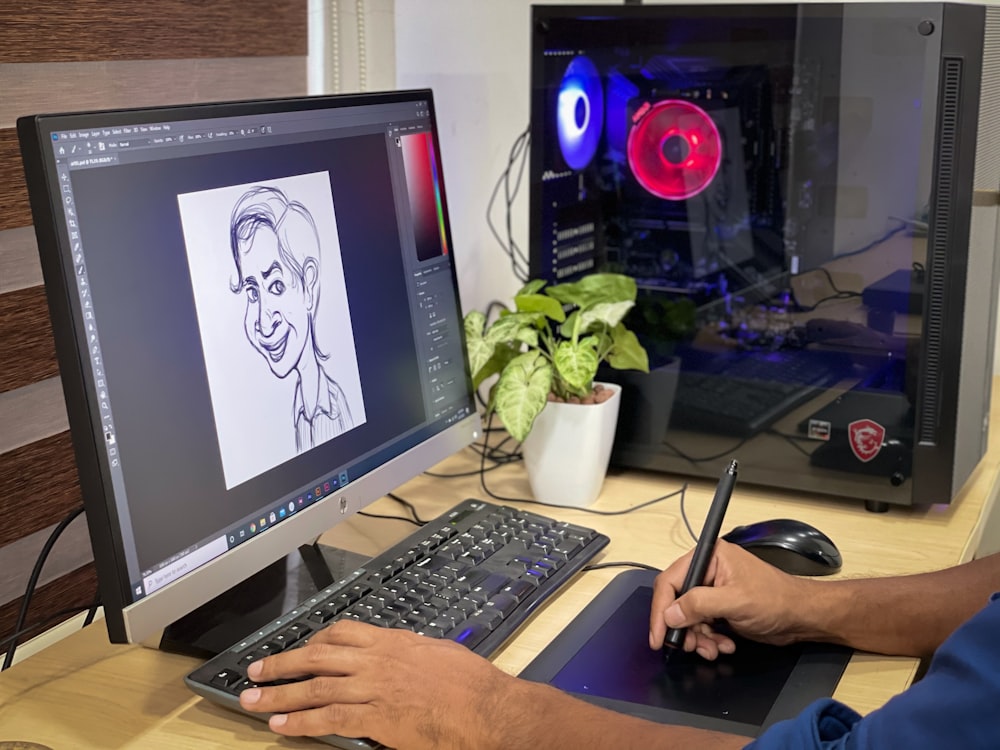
xmin=919 ymin=57 xmax=963 ymax=445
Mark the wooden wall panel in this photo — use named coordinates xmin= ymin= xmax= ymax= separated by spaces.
xmin=0 ymin=286 xmax=58 ymax=394
xmin=0 ymin=378 xmax=68 ymax=456
xmin=0 ymin=226 xmax=42 ymax=293
xmin=0 ymin=514 xmax=91 ymax=608
xmin=0 ymin=0 xmax=308 ymax=63
xmin=0 ymin=433 xmax=82 ymax=548
xmin=0 ymin=563 xmax=97 ymax=645
xmin=0 ymin=128 xmax=31 ymax=232
xmin=1 ymin=57 xmax=309 ymax=130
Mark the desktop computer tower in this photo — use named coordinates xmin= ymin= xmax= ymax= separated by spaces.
xmin=529 ymin=3 xmax=1000 ymax=510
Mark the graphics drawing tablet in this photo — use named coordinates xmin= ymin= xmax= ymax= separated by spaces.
xmin=519 ymin=569 xmax=851 ymax=737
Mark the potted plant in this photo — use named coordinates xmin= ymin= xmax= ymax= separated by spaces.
xmin=463 ymin=273 xmax=649 ymax=506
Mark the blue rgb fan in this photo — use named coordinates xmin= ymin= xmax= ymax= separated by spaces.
xmin=557 ymin=55 xmax=604 ymax=170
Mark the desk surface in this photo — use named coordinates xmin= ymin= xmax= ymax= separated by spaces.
xmin=2 ymin=395 xmax=998 ymax=748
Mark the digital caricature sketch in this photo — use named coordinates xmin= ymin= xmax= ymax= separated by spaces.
xmin=228 ymin=186 xmax=354 ymax=451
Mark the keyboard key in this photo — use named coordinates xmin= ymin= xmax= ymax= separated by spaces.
xmin=551 ymin=540 xmax=583 ymax=560
xmin=482 ymin=592 xmax=519 ymax=618
xmin=369 ymin=611 xmax=400 ymax=628
xmin=285 ymin=623 xmax=312 ymax=641
xmin=501 ymin=579 xmax=536 ymax=602
xmin=447 ymin=622 xmax=491 ymax=649
xmin=409 ymin=584 xmax=436 ymax=603
xmin=453 ymin=568 xmax=488 ymax=593
xmin=452 ymin=598 xmax=479 ymax=617
xmin=210 ymin=668 xmax=243 ymax=688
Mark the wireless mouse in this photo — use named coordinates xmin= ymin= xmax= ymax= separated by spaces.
xmin=722 ymin=519 xmax=843 ymax=576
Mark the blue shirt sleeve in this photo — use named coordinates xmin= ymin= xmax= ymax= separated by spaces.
xmin=746 ymin=593 xmax=1000 ymax=749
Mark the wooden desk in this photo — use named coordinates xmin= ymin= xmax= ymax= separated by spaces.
xmin=1 ymin=408 xmax=998 ymax=747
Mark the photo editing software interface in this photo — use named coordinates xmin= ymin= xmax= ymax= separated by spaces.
xmin=531 ymin=5 xmax=951 ymax=504
xmin=42 ymin=94 xmax=475 ymax=609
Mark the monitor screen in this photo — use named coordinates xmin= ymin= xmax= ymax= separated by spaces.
xmin=18 ymin=90 xmax=480 ymax=645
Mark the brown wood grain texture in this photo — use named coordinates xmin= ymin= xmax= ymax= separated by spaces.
xmin=0 ymin=562 xmax=97 ymax=650
xmin=0 ymin=0 xmax=307 ymax=63
xmin=0 ymin=432 xmax=83 ymax=547
xmin=0 ymin=128 xmax=32 ymax=232
xmin=0 ymin=285 xmax=59 ymax=394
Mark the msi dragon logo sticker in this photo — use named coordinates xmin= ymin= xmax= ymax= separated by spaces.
xmin=848 ymin=419 xmax=886 ymax=462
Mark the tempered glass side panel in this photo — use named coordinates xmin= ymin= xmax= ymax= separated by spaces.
xmin=530 ymin=4 xmax=953 ymax=506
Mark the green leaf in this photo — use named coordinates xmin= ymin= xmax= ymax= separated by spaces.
xmin=546 ymin=273 xmax=637 ymax=309
xmin=558 ymin=310 xmax=581 ymax=340
xmin=484 ymin=314 xmax=532 ymax=346
xmin=514 ymin=292 xmax=566 ymax=322
xmin=518 ymin=279 xmax=547 ymax=296
xmin=606 ymin=324 xmax=650 ymax=373
xmin=472 ymin=343 xmax=518 ymax=391
xmin=463 ymin=311 xmax=493 ymax=378
xmin=515 ymin=327 xmax=539 ymax=348
xmin=494 ymin=351 xmax=553 ymax=442
xmin=553 ymin=339 xmax=599 ymax=394
xmin=577 ymin=300 xmax=634 ymax=333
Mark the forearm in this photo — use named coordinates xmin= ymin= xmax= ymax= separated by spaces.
xmin=492 ymin=675 xmax=747 ymax=750
xmin=791 ymin=552 xmax=1000 ymax=658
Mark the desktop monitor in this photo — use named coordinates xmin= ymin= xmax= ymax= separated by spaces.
xmin=17 ymin=90 xmax=480 ymax=649
xmin=530 ymin=3 xmax=1000 ymax=510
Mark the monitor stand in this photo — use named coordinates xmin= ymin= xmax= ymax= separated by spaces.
xmin=157 ymin=542 xmax=370 ymax=659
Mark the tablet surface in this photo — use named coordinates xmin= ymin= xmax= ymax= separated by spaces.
xmin=519 ymin=569 xmax=851 ymax=737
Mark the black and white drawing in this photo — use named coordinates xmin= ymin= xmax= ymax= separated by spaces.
xmin=179 ymin=172 xmax=366 ymax=489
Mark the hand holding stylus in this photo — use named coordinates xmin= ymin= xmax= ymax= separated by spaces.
xmin=661 ymin=459 xmax=738 ymax=657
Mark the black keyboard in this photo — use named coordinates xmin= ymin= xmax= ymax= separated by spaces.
xmin=186 ymin=498 xmax=609 ymax=749
xmin=670 ymin=349 xmax=854 ymax=437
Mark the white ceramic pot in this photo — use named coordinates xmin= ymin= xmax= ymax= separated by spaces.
xmin=520 ymin=382 xmax=622 ymax=507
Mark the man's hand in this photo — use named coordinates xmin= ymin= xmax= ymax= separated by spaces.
xmin=649 ymin=540 xmax=813 ymax=659
xmin=240 ymin=618 xmax=749 ymax=750
xmin=239 ymin=619 xmax=520 ymax=750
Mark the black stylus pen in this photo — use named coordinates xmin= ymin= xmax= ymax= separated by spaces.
xmin=663 ymin=458 xmax=739 ymax=657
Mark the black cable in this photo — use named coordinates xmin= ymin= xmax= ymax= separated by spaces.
xmin=81 ymin=591 xmax=101 ymax=628
xmin=0 ymin=603 xmax=98 ymax=657
xmin=766 ymin=429 xmax=817 ymax=458
xmin=503 ymin=486 xmax=689 ymax=517
xmin=358 ymin=510 xmax=423 ymax=527
xmin=678 ymin=483 xmax=698 ymax=543
xmin=468 ymin=437 xmax=522 ymax=466
xmin=802 ymin=291 xmax=862 ymax=310
xmin=474 ymin=413 xmax=695 ymax=522
xmin=504 ymin=128 xmax=532 ymax=274
xmin=663 ymin=437 xmax=750 ymax=464
xmin=787 ymin=221 xmax=908 ymax=311
xmin=425 ymin=463 xmax=509 ymax=479
xmin=793 ymin=266 xmax=855 ymax=298
xmin=833 ymin=221 xmax=909 ymax=260
xmin=486 ymin=124 xmax=532 ymax=282
xmin=386 ymin=492 xmax=429 ymax=526
xmin=3 ymin=505 xmax=86 ymax=670
xmin=788 ymin=267 xmax=862 ymax=312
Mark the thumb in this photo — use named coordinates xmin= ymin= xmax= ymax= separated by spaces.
xmin=663 ymin=586 xmax=733 ymax=628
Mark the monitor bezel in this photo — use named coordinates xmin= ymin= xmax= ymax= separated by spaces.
xmin=17 ymin=89 xmax=481 ymax=645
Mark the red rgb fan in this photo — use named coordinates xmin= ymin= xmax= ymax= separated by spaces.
xmin=626 ymin=99 xmax=722 ymax=200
